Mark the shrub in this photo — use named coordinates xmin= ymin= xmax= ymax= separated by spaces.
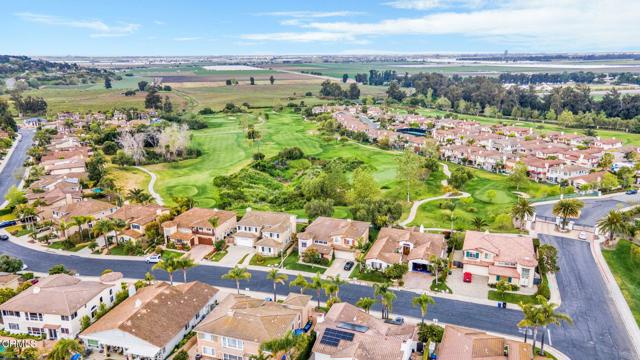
xmin=417 ymin=323 xmax=444 ymax=343
xmin=493 ymin=214 xmax=514 ymax=230
xmin=174 ymin=351 xmax=188 ymax=360
xmin=535 ymin=275 xmax=551 ymax=299
xmin=214 ymin=240 xmax=226 ymax=252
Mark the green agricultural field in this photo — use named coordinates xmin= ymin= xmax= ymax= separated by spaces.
xmin=146 ymin=110 xmax=403 ymax=208
xmin=602 ymin=240 xmax=640 ymax=325
xmin=410 ymin=164 xmax=553 ymax=231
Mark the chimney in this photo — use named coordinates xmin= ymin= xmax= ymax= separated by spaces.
xmin=65 ymin=193 xmax=73 ymax=205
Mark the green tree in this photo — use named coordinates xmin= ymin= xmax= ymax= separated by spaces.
xmin=470 ymin=216 xmax=488 ymax=230
xmin=267 ymin=268 xmax=288 ymax=301
xmin=486 ymin=190 xmax=497 ymax=203
xmin=308 ymin=273 xmax=324 ymax=309
xmin=386 ymin=81 xmax=406 ymax=101
xmin=600 ymin=172 xmax=619 ymax=191
xmin=412 ymin=293 xmax=435 ymax=323
xmin=269 ymin=75 xmax=275 ymax=85
xmin=495 ymin=279 xmax=515 ymax=300
xmin=509 ymin=162 xmax=529 ymax=190
xmin=552 ymin=199 xmax=584 ymax=230
xmin=174 ymin=256 xmax=197 ymax=283
xmin=356 ymin=297 xmax=376 ymax=313
xmin=517 ymin=302 xmax=542 ymax=355
xmin=152 ymin=258 xmax=178 ymax=285
xmin=222 ymin=266 xmax=252 ymax=294
xmin=260 ymin=331 xmax=305 ymax=360
xmin=71 ymin=216 xmax=89 ymax=242
xmin=449 ymin=167 xmax=474 ymax=189
xmin=48 ymin=264 xmax=71 ymax=275
xmin=511 ymin=197 xmax=534 ymax=230
xmin=145 ymin=89 xmax=162 ymax=109
xmin=126 ymin=188 xmax=153 ymax=204
xmin=289 ymin=274 xmax=310 ymax=294
xmin=348 ymin=168 xmax=380 ymax=204
xmin=397 ymin=149 xmax=422 ymax=202
xmin=87 ymin=151 xmax=107 ymax=183
xmin=137 ymin=81 xmax=149 ymax=91
xmin=545 ymin=109 xmax=557 ymax=121
xmin=304 ymin=198 xmax=334 ymax=219
xmin=435 ymin=97 xmax=452 ymax=110
xmin=373 ymin=282 xmax=393 ymax=319
xmin=5 ymin=186 xmax=26 ymax=208
xmin=557 ymin=110 xmax=575 ymax=127
xmin=598 ymin=152 xmax=614 ymax=170
xmin=537 ymin=244 xmax=560 ymax=274
xmin=104 ymin=77 xmax=112 ymax=89
xmin=0 ymin=255 xmax=23 ymax=273
xmin=47 ymin=338 xmax=83 ymax=360
xmin=596 ymin=210 xmax=628 ymax=245
xmin=537 ymin=296 xmax=573 ymax=355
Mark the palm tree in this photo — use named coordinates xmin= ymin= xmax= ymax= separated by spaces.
xmin=381 ymin=291 xmax=397 ymax=320
xmin=429 ymin=255 xmax=448 ymax=285
xmin=71 ymin=216 xmax=87 ymax=242
xmin=249 ymin=351 xmax=272 ymax=360
xmin=14 ymin=204 xmax=37 ymax=230
xmin=373 ymin=282 xmax=391 ymax=319
xmin=127 ymin=188 xmax=152 ymax=204
xmin=323 ymin=282 xmax=338 ymax=301
xmin=175 ymin=256 xmax=197 ymax=283
xmin=267 ymin=268 xmax=288 ymax=301
xmin=412 ymin=293 xmax=435 ymax=323
xmin=517 ymin=301 xmax=542 ymax=358
xmin=92 ymin=219 xmax=114 ymax=248
xmin=260 ymin=331 xmax=304 ymax=360
xmin=597 ymin=210 xmax=628 ymax=245
xmin=208 ymin=216 xmax=219 ymax=229
xmin=308 ymin=273 xmax=324 ymax=309
xmin=356 ymin=297 xmax=376 ymax=313
xmin=537 ymin=296 xmax=573 ymax=355
xmin=152 ymin=257 xmax=178 ymax=285
xmin=84 ymin=216 xmax=95 ymax=240
xmin=552 ymin=199 xmax=584 ymax=230
xmin=47 ymin=338 xmax=83 ymax=360
xmin=329 ymin=275 xmax=347 ymax=298
xmin=289 ymin=274 xmax=309 ymax=294
xmin=57 ymin=220 xmax=72 ymax=241
xmin=511 ymin=197 xmax=534 ymax=230
xmin=222 ymin=266 xmax=252 ymax=294
xmin=470 ymin=216 xmax=488 ymax=230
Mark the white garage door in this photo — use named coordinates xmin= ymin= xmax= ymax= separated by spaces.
xmin=463 ymin=263 xmax=489 ymax=276
xmin=235 ymin=237 xmax=254 ymax=247
xmin=334 ymin=250 xmax=355 ymax=260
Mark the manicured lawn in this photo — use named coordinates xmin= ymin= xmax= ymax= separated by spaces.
xmin=410 ymin=164 xmax=553 ymax=231
xmin=109 ymin=244 xmax=127 ymax=256
xmin=162 ymin=250 xmax=184 ymax=260
xmin=250 ymin=254 xmax=282 ymax=267
xmin=603 ymin=240 xmax=640 ymax=325
xmin=488 ymin=290 xmax=540 ymax=305
xmin=283 ymin=252 xmax=326 ymax=274
xmin=49 ymin=241 xmax=91 ymax=252
xmin=349 ymin=266 xmax=387 ymax=283
xmin=209 ymin=250 xmax=228 ymax=262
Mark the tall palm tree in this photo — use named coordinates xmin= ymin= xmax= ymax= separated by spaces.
xmin=249 ymin=351 xmax=272 ymax=360
xmin=470 ymin=216 xmax=488 ymax=230
xmin=71 ymin=216 xmax=87 ymax=242
xmin=381 ymin=291 xmax=397 ymax=320
xmin=308 ymin=273 xmax=324 ymax=309
xmin=152 ymin=257 xmax=178 ymax=285
xmin=537 ymin=296 xmax=573 ymax=355
xmin=92 ymin=219 xmax=114 ymax=248
xmin=84 ymin=216 xmax=95 ymax=240
xmin=267 ymin=268 xmax=288 ymax=301
xmin=289 ymin=274 xmax=309 ymax=294
xmin=175 ymin=256 xmax=197 ymax=283
xmin=222 ymin=266 xmax=252 ymax=294
xmin=57 ymin=220 xmax=72 ymax=241
xmin=323 ymin=282 xmax=339 ymax=301
xmin=412 ymin=293 xmax=435 ymax=323
xmin=517 ymin=301 xmax=542 ymax=358
xmin=511 ymin=197 xmax=534 ymax=230
xmin=260 ymin=331 xmax=304 ymax=360
xmin=127 ymin=188 xmax=152 ymax=204
xmin=329 ymin=275 xmax=347 ymax=298
xmin=597 ymin=210 xmax=628 ymax=245
xmin=430 ymin=255 xmax=447 ymax=285
xmin=355 ymin=297 xmax=376 ymax=313
xmin=14 ymin=204 xmax=37 ymax=230
xmin=552 ymin=199 xmax=584 ymax=230
xmin=373 ymin=282 xmax=392 ymax=319
xmin=47 ymin=338 xmax=83 ymax=360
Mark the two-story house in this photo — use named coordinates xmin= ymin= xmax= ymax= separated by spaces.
xmin=462 ymin=231 xmax=538 ymax=287
xmin=233 ymin=209 xmax=296 ymax=256
xmin=365 ymin=227 xmax=446 ymax=273
xmin=195 ymin=293 xmax=312 ymax=360
xmin=38 ymin=199 xmax=119 ymax=237
xmin=80 ymin=281 xmax=220 ymax=360
xmin=436 ymin=325 xmax=533 ymax=359
xmin=0 ymin=273 xmax=122 ymax=340
xmin=109 ymin=204 xmax=169 ymax=243
xmin=162 ymin=208 xmax=237 ymax=247
xmin=297 ymin=217 xmax=370 ymax=261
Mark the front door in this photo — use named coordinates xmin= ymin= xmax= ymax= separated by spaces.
xmin=48 ymin=329 xmax=57 ymax=340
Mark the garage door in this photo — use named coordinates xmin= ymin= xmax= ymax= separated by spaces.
xmin=334 ymin=250 xmax=355 ymax=260
xmin=235 ymin=237 xmax=254 ymax=247
xmin=197 ymin=237 xmax=214 ymax=246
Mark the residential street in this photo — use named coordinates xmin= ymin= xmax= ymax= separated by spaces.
xmin=0 ymin=128 xmax=34 ymax=204
xmin=0 ymin=235 xmax=636 ymax=359
xmin=535 ymin=193 xmax=640 ymax=226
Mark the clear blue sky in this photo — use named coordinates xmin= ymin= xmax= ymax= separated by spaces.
xmin=3 ymin=0 xmax=639 ymax=56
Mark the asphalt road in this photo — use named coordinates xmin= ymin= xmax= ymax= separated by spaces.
xmin=0 ymin=236 xmax=636 ymax=360
xmin=535 ymin=193 xmax=640 ymax=226
xmin=0 ymin=128 xmax=35 ymax=204
xmin=539 ymin=234 xmax=636 ymax=360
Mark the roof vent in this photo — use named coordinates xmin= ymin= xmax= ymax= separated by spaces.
xmin=134 ymin=299 xmax=142 ymax=308
xmin=32 ymin=286 xmax=41 ymax=294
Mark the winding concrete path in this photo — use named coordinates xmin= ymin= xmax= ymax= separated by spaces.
xmin=134 ymin=166 xmax=164 ymax=206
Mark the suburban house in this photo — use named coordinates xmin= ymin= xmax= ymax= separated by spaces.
xmin=546 ymin=164 xmax=590 ymax=183
xmin=365 ymin=227 xmax=446 ymax=273
xmin=570 ymin=170 xmax=610 ymax=188
xmin=80 ymin=281 xmax=220 ymax=360
xmin=26 ymin=176 xmax=82 ymax=207
xmin=39 ymin=198 xmax=119 ymax=236
xmin=0 ymin=273 xmax=122 ymax=340
xmin=593 ymin=137 xmax=623 ymax=150
xmin=298 ymin=217 xmax=370 ymax=260
xmin=41 ymin=157 xmax=86 ymax=176
xmin=435 ymin=325 xmax=533 ymax=359
xmin=195 ymin=292 xmax=313 ymax=360
xmin=313 ymin=302 xmax=416 ymax=360
xmin=462 ymin=231 xmax=538 ymax=287
xmin=109 ymin=204 xmax=169 ymax=243
xmin=233 ymin=209 xmax=297 ymax=256
xmin=162 ymin=208 xmax=237 ymax=247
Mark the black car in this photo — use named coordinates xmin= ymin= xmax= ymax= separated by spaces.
xmin=343 ymin=261 xmax=354 ymax=271
xmin=0 ymin=234 xmax=8 ymax=241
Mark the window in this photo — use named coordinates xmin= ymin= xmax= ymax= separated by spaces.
xmin=465 ymin=251 xmax=479 ymax=259
xmin=202 ymin=347 xmax=215 ymax=356
xmin=61 ymin=328 xmax=69 ymax=335
xmin=2 ymin=310 xmax=19 ymax=317
xmin=27 ymin=327 xmax=42 ymax=336
xmin=222 ymin=337 xmax=243 ymax=350
xmin=223 ymin=354 xmax=242 ymax=360
xmin=8 ymin=323 xmax=19 ymax=330
xmin=300 ymin=241 xmax=307 ymax=249
xmin=199 ymin=333 xmax=216 ymax=341
xmin=131 ymin=224 xmax=141 ymax=230
xmin=27 ymin=313 xmax=43 ymax=321
xmin=61 ymin=315 xmax=70 ymax=321
xmin=71 ymin=311 xmax=78 ymax=319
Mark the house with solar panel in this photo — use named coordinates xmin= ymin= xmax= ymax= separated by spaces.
xmin=313 ymin=302 xmax=417 ymax=360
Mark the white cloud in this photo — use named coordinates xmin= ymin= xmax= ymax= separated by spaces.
xmin=241 ymin=32 xmax=357 ymax=43
xmin=383 ymin=0 xmax=487 ymax=10
xmin=173 ymin=37 xmax=202 ymax=42
xmin=258 ymin=11 xmax=364 ymax=18
xmin=15 ymin=12 xmax=140 ymax=37
xmin=153 ymin=20 xmax=165 ymax=25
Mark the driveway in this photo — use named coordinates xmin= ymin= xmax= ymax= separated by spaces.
xmin=448 ymin=269 xmax=489 ymax=299
xmin=403 ymin=271 xmax=433 ymax=291
xmin=535 ymin=193 xmax=640 ymax=226
xmin=324 ymin=258 xmax=351 ymax=278
xmin=219 ymin=245 xmax=254 ymax=266
xmin=185 ymin=245 xmax=213 ymax=262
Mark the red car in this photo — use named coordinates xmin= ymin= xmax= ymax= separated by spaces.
xmin=463 ymin=272 xmax=472 ymax=283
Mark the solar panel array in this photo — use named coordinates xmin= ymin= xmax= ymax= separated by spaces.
xmin=337 ymin=322 xmax=369 ymax=333
xmin=319 ymin=328 xmax=355 ymax=347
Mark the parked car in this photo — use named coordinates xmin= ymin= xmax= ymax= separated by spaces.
xmin=0 ymin=220 xmax=17 ymax=229
xmin=145 ymin=254 xmax=162 ymax=263
xmin=463 ymin=272 xmax=473 ymax=283
xmin=384 ymin=316 xmax=405 ymax=325
xmin=578 ymin=232 xmax=587 ymax=240
xmin=343 ymin=261 xmax=354 ymax=271
xmin=0 ymin=234 xmax=9 ymax=241
xmin=626 ymin=189 xmax=638 ymax=195
xmin=21 ymin=263 xmax=28 ymax=271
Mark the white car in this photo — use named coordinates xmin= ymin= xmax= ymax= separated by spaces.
xmin=145 ymin=254 xmax=162 ymax=263
xmin=21 ymin=263 xmax=28 ymax=271
xmin=578 ymin=232 xmax=587 ymax=240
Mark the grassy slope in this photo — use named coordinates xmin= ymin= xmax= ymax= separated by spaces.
xmin=602 ymin=240 xmax=640 ymax=325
